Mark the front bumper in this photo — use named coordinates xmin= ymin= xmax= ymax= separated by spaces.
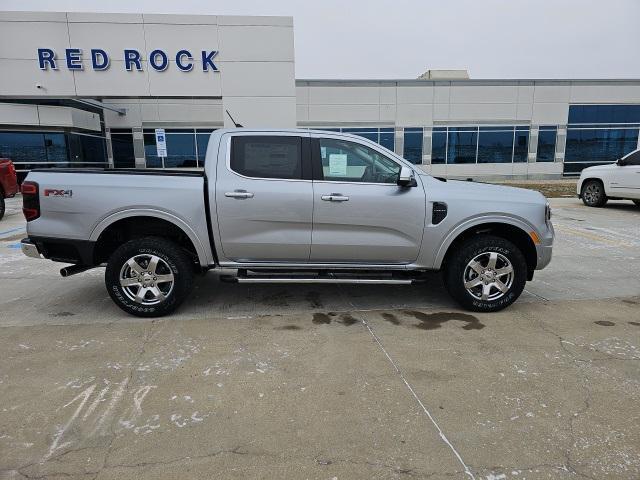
xmin=535 ymin=223 xmax=554 ymax=270
xmin=21 ymin=238 xmax=42 ymax=259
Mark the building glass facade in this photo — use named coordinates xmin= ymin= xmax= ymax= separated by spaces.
xmin=313 ymin=127 xmax=395 ymax=153
xmin=0 ymin=130 xmax=108 ymax=181
xmin=142 ymin=128 xmax=215 ymax=168
xmin=431 ymin=126 xmax=530 ymax=164
xmin=564 ymin=104 xmax=640 ymax=174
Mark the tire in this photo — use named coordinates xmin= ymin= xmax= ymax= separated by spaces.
xmin=443 ymin=235 xmax=527 ymax=313
xmin=581 ymin=179 xmax=608 ymax=207
xmin=105 ymin=237 xmax=194 ymax=317
xmin=0 ymin=196 xmax=5 ymax=221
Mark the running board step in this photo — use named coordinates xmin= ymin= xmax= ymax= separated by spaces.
xmin=235 ymin=277 xmax=413 ymax=285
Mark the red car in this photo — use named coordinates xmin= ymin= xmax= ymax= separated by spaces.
xmin=0 ymin=158 xmax=19 ymax=220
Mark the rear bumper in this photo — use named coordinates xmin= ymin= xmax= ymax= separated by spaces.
xmin=21 ymin=236 xmax=95 ymax=265
xmin=21 ymin=238 xmax=42 ymax=259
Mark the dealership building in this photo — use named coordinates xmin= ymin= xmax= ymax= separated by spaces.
xmin=1 ymin=10 xmax=640 ymax=181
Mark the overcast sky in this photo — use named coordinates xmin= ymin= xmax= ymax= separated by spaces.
xmin=4 ymin=0 xmax=640 ymax=79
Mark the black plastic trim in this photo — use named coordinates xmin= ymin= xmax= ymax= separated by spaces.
xmin=29 ymin=168 xmax=204 ymax=177
xmin=202 ymin=174 xmax=218 ymax=267
xmin=28 ymin=235 xmax=96 ymax=265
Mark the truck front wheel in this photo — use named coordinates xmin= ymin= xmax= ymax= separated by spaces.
xmin=581 ymin=179 xmax=608 ymax=207
xmin=105 ymin=237 xmax=194 ymax=317
xmin=443 ymin=235 xmax=527 ymax=312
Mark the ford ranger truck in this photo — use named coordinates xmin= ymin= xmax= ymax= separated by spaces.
xmin=20 ymin=129 xmax=554 ymax=317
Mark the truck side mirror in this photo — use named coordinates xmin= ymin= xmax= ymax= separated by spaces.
xmin=397 ymin=166 xmax=417 ymax=187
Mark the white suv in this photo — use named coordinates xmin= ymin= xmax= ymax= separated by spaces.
xmin=577 ymin=149 xmax=640 ymax=207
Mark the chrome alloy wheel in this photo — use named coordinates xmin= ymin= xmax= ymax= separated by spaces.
xmin=583 ymin=182 xmax=601 ymax=204
xmin=119 ymin=254 xmax=175 ymax=305
xmin=463 ymin=252 xmax=514 ymax=301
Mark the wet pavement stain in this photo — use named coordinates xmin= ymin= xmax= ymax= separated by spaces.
xmin=595 ymin=320 xmax=616 ymax=326
xmin=402 ymin=310 xmax=484 ymax=330
xmin=306 ymin=291 xmax=323 ymax=309
xmin=622 ymin=299 xmax=638 ymax=305
xmin=339 ymin=314 xmax=359 ymax=326
xmin=49 ymin=312 xmax=76 ymax=317
xmin=260 ymin=292 xmax=290 ymax=307
xmin=276 ymin=325 xmax=302 ymax=330
xmin=627 ymin=322 xmax=640 ymax=327
xmin=381 ymin=312 xmax=401 ymax=325
xmin=312 ymin=313 xmax=331 ymax=325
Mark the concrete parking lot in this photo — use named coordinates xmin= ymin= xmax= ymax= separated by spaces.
xmin=1 ymin=195 xmax=639 ymax=479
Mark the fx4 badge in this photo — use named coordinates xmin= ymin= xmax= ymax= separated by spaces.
xmin=44 ymin=189 xmax=73 ymax=198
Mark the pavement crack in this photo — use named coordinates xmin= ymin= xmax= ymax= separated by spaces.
xmin=359 ymin=316 xmax=476 ymax=480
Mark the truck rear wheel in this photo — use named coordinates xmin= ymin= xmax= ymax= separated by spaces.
xmin=105 ymin=237 xmax=194 ymax=317
xmin=443 ymin=235 xmax=527 ymax=312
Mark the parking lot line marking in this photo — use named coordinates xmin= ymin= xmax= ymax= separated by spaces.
xmin=554 ymin=224 xmax=634 ymax=247
xmin=361 ymin=317 xmax=476 ymax=480
xmin=0 ymin=226 xmax=25 ymax=237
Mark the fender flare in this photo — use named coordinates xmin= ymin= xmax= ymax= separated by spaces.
xmin=89 ymin=208 xmax=210 ymax=265
xmin=432 ymin=214 xmax=538 ymax=269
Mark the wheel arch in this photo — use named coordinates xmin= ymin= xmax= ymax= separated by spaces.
xmin=435 ymin=218 xmax=539 ymax=279
xmin=580 ymin=176 xmax=607 ymax=195
xmin=91 ymin=210 xmax=209 ymax=266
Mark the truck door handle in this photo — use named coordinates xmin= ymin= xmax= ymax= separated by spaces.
xmin=225 ymin=190 xmax=254 ymax=199
xmin=321 ymin=194 xmax=349 ymax=202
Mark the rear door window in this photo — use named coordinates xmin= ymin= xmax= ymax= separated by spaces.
xmin=231 ymin=136 xmax=302 ymax=179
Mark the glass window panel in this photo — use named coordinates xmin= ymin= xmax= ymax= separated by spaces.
xmin=196 ymin=133 xmax=210 ymax=166
xmin=447 ymin=129 xmax=477 ymax=164
xmin=449 ymin=127 xmax=478 ymax=132
xmin=513 ymin=129 xmax=529 ymax=163
xmin=349 ymin=131 xmax=378 ymax=143
xmin=231 ymin=136 xmax=302 ymax=179
xmin=342 ymin=128 xmax=378 ymax=133
xmin=536 ymin=127 xmax=557 ymax=162
xmin=68 ymin=134 xmax=107 ymax=164
xmin=143 ymin=133 xmax=162 ymax=168
xmin=379 ymin=132 xmax=395 ymax=151
xmin=318 ymin=137 xmax=400 ymax=184
xmin=477 ymin=130 xmax=514 ymax=163
xmin=431 ymin=131 xmax=447 ymax=164
xmin=44 ymin=133 xmax=68 ymax=163
xmin=0 ymin=132 xmax=47 ymax=164
xmin=110 ymin=133 xmax=135 ymax=168
xmin=164 ymin=133 xmax=197 ymax=168
xmin=565 ymin=128 xmax=639 ymax=164
xmin=403 ymin=128 xmax=423 ymax=164
xmin=568 ymin=104 xmax=640 ymax=124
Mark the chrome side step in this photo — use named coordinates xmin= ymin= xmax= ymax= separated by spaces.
xmin=235 ymin=277 xmax=413 ymax=285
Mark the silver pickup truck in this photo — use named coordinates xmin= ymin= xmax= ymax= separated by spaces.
xmin=21 ymin=129 xmax=554 ymax=317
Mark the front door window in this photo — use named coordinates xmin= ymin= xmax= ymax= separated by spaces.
xmin=318 ymin=138 xmax=400 ymax=184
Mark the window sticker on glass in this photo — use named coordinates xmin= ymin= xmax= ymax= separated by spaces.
xmin=328 ymin=154 xmax=348 ymax=176
xmin=321 ymin=146 xmax=327 ymax=159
